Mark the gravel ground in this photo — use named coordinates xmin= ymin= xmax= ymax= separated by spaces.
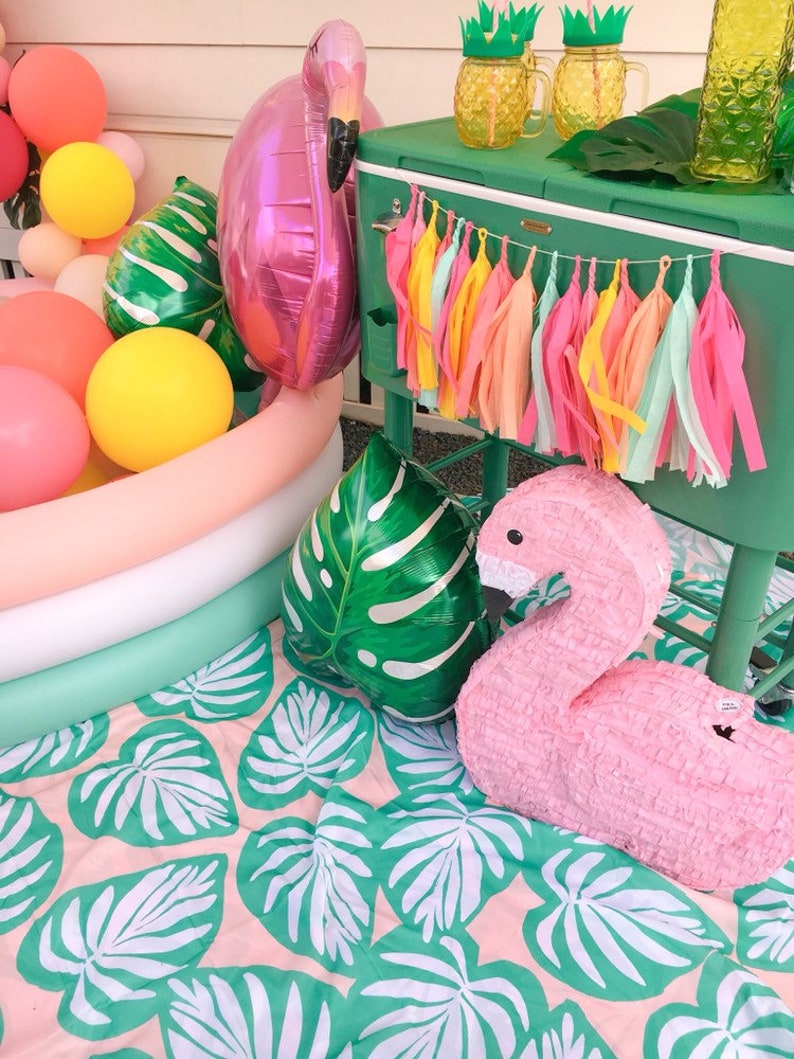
xmin=340 ymin=416 xmax=547 ymax=496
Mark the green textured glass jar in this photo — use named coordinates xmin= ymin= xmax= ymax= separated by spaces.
xmin=691 ymin=0 xmax=794 ymax=183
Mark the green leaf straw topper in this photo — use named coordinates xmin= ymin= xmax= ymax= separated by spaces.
xmin=475 ymin=1 xmax=545 ymax=40
xmin=559 ymin=4 xmax=632 ymax=46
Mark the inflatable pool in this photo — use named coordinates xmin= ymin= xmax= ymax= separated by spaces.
xmin=0 ymin=374 xmax=344 ymax=747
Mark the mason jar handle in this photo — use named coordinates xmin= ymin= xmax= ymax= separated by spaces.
xmin=534 ymin=55 xmax=556 ymax=79
xmin=624 ymin=60 xmax=650 ymax=113
xmin=520 ymin=66 xmax=552 ymax=139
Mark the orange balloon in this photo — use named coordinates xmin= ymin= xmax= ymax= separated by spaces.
xmin=8 ymin=45 xmax=107 ymax=154
xmin=0 ymin=291 xmax=114 ymax=407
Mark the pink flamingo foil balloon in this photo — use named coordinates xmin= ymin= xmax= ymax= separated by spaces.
xmin=217 ymin=21 xmax=382 ymax=397
xmin=456 ymin=465 xmax=792 ymax=891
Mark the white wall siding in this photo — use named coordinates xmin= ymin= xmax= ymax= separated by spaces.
xmin=1 ymin=0 xmax=711 ymax=214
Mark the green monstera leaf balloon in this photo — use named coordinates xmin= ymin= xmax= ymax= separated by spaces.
xmin=103 ymin=176 xmax=262 ymax=391
xmin=281 ymin=432 xmax=493 ymax=722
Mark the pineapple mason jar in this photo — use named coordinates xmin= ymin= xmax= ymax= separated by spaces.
xmin=455 ymin=9 xmax=549 ymax=149
xmin=523 ymin=41 xmax=555 ymax=124
xmin=690 ymin=0 xmax=794 ymax=183
xmin=552 ymin=5 xmax=648 ymax=141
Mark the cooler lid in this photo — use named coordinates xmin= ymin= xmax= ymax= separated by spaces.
xmin=357 ymin=117 xmax=794 ymax=251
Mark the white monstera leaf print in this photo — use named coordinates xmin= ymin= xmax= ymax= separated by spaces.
xmin=378 ymin=713 xmax=474 ymax=793
xmin=161 ymin=967 xmax=350 ymax=1059
xmin=237 ymin=797 xmax=376 ymax=969
xmin=353 ymin=931 xmax=546 ymax=1058
xmin=0 ymin=716 xmax=108 ymax=782
xmin=0 ymin=793 xmax=63 ymax=934
xmin=69 ymin=721 xmax=237 ymax=845
xmin=136 ymin=630 xmax=273 ymax=721
xmin=17 ymin=855 xmax=226 ymax=1040
xmin=524 ymin=847 xmax=729 ymax=999
xmin=520 ymin=1005 xmax=613 ymax=1059
xmin=238 ymin=678 xmax=374 ymax=809
xmin=735 ymin=864 xmax=794 ymax=970
xmin=645 ymin=956 xmax=794 ymax=1058
xmin=381 ymin=792 xmax=532 ymax=940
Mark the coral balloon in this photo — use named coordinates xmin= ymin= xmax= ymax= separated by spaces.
xmin=40 ymin=142 xmax=135 ymax=239
xmin=0 ymin=290 xmax=115 ymax=406
xmin=95 ymin=130 xmax=146 ymax=182
xmin=83 ymin=225 xmax=129 ymax=256
xmin=0 ymin=109 xmax=28 ymax=202
xmin=54 ymin=254 xmax=109 ymax=317
xmin=18 ymin=222 xmax=82 ymax=281
xmin=7 ymin=45 xmax=107 ymax=153
xmin=0 ymin=56 xmax=11 ymax=106
xmin=86 ymin=328 xmax=234 ymax=471
xmin=0 ymin=366 xmax=90 ymax=511
xmin=217 ymin=20 xmax=382 ymax=391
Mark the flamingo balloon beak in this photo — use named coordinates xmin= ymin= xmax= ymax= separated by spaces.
xmin=327 ymin=117 xmax=360 ymax=192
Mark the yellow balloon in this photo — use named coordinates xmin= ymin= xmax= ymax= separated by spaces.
xmin=40 ymin=142 xmax=135 ymax=240
xmin=86 ymin=328 xmax=235 ymax=472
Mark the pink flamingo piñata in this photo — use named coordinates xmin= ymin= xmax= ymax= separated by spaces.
xmin=455 ymin=465 xmax=792 ymax=890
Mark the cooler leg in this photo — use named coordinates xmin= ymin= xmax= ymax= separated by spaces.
xmin=383 ymin=390 xmax=414 ymax=456
xmin=481 ymin=437 xmax=510 ymax=520
xmin=706 ymin=544 xmax=779 ymax=691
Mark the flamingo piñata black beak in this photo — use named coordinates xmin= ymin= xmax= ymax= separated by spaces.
xmin=327 ymin=117 xmax=360 ymax=192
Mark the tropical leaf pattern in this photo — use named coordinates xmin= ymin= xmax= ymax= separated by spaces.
xmin=519 ymin=1003 xmax=616 ymax=1059
xmin=735 ymin=864 xmax=794 ymax=970
xmin=160 ymin=967 xmax=348 ymax=1059
xmin=1 ymin=514 xmax=792 ymax=1057
xmin=136 ymin=630 xmax=273 ymax=722
xmin=351 ymin=930 xmax=547 ymax=1057
xmin=378 ymin=712 xmax=475 ymax=793
xmin=17 ymin=856 xmax=226 ymax=1040
xmin=0 ymin=792 xmax=63 ymax=934
xmin=524 ymin=847 xmax=729 ymax=999
xmin=644 ymin=954 xmax=794 ymax=1058
xmin=238 ymin=678 xmax=374 ymax=810
xmin=0 ymin=716 xmax=108 ymax=782
xmin=237 ymin=796 xmax=377 ymax=970
xmin=281 ymin=431 xmax=492 ymax=721
xmin=380 ymin=791 xmax=533 ymax=940
xmin=68 ymin=721 xmax=237 ymax=845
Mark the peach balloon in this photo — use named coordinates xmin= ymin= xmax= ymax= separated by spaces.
xmin=95 ymin=130 xmax=146 ymax=183
xmin=7 ymin=45 xmax=107 ymax=153
xmin=0 ymin=56 xmax=10 ymax=106
xmin=54 ymin=253 xmax=109 ymax=317
xmin=18 ymin=222 xmax=83 ymax=282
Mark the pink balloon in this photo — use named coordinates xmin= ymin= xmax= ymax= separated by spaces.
xmin=0 ymin=109 xmax=28 ymax=202
xmin=0 ymin=365 xmax=90 ymax=511
xmin=0 ymin=276 xmax=55 ymax=301
xmin=95 ymin=130 xmax=146 ymax=183
xmin=217 ymin=20 xmax=382 ymax=392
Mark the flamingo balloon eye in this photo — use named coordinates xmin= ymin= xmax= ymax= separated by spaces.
xmin=507 ymin=529 xmax=523 ymax=545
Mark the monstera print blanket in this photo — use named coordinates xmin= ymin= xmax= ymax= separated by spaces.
xmin=0 ymin=519 xmax=792 ymax=1058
